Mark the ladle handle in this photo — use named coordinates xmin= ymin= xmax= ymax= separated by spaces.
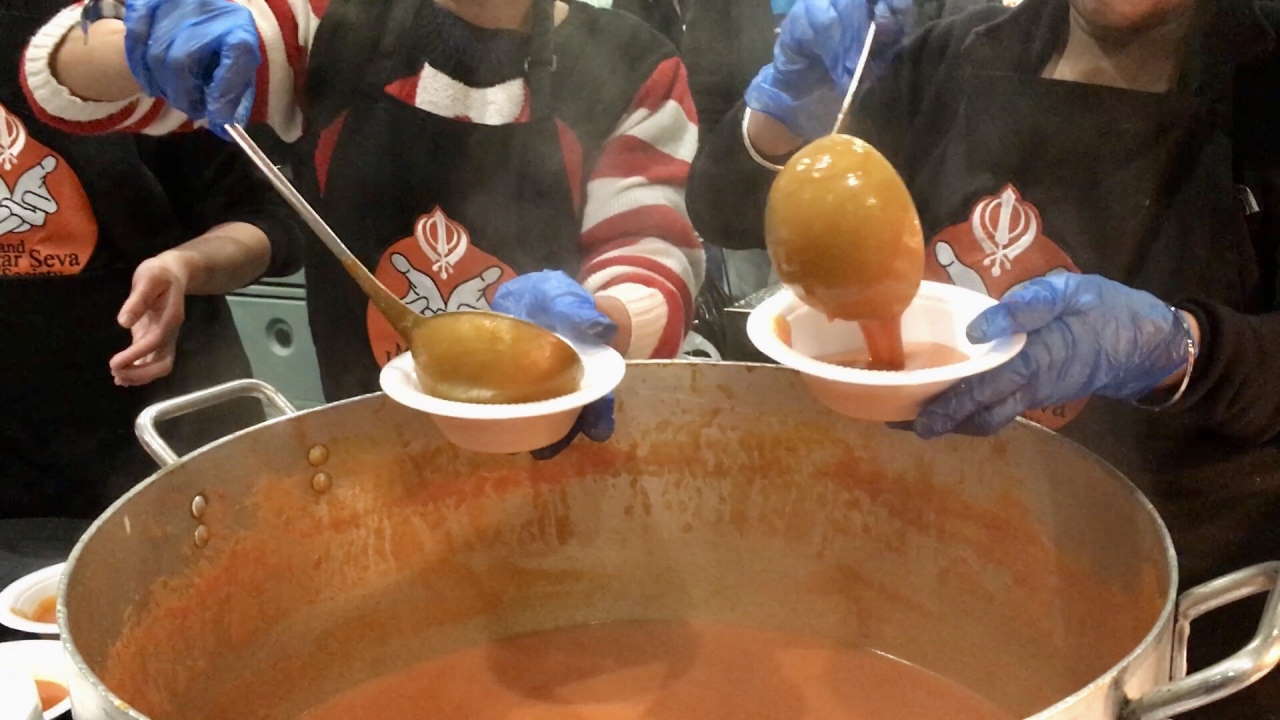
xmin=1123 ymin=561 xmax=1280 ymax=719
xmin=831 ymin=21 xmax=877 ymax=137
xmin=225 ymin=124 xmax=417 ymax=334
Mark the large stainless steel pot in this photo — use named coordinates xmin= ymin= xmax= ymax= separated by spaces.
xmin=57 ymin=363 xmax=1280 ymax=719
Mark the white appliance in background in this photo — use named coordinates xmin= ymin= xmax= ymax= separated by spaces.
xmin=228 ymin=271 xmax=325 ymax=411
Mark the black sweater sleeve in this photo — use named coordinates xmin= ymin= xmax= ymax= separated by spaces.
xmin=136 ymin=131 xmax=304 ymax=279
xmin=1177 ymin=302 xmax=1280 ymax=445
xmin=1173 ymin=16 xmax=1280 ymax=447
xmin=687 ymin=103 xmax=775 ymax=251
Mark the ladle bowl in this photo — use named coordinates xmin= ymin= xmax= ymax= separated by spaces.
xmin=226 ymin=125 xmax=584 ymax=405
xmin=403 ymin=311 xmax=583 ymax=405
xmin=765 ymin=133 xmax=924 ymax=324
xmin=380 ymin=335 xmax=626 ymax=454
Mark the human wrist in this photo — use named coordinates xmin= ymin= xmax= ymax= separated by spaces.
xmin=1132 ymin=307 xmax=1198 ymax=412
xmin=593 ymin=294 xmax=632 ymax=354
xmin=1156 ymin=310 xmax=1200 ymax=390
xmin=149 ymin=249 xmax=199 ymax=292
xmin=52 ymin=18 xmax=138 ymax=102
xmin=747 ymin=108 xmax=806 ymax=159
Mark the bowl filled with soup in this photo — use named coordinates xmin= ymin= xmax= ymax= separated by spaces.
xmin=748 ymin=282 xmax=1026 ymax=421
xmin=0 ymin=640 xmax=71 ymax=719
xmin=0 ymin=564 xmax=64 ymax=636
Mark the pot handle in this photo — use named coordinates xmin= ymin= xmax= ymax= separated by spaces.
xmin=135 ymin=379 xmax=298 ymax=467
xmin=1124 ymin=561 xmax=1280 ymax=719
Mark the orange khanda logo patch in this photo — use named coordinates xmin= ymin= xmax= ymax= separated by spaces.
xmin=924 ymin=184 xmax=1079 ymax=299
xmin=924 ymin=184 xmax=1085 ymax=429
xmin=0 ymin=103 xmax=98 ymax=277
xmin=366 ymin=207 xmax=516 ymax=366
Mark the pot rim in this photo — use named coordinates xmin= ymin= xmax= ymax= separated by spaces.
xmin=1017 ymin=419 xmax=1179 ymax=718
xmin=57 ymin=364 xmax=1181 ymax=720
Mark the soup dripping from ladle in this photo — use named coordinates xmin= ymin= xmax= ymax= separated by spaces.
xmin=763 ymin=22 xmax=926 ymax=371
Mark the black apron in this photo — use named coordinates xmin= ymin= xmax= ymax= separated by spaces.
xmin=0 ymin=239 xmax=256 ymax=521
xmin=0 ymin=273 xmax=138 ymax=517
xmin=1 ymin=3 xmax=259 ymax=519
xmin=911 ymin=68 xmax=1279 ymax=717
xmin=305 ymin=0 xmax=582 ymax=401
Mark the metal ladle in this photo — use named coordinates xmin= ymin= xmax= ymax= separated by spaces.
xmin=226 ymin=125 xmax=583 ymax=405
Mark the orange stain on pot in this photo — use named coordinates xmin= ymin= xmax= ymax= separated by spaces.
xmin=97 ymin=401 xmax=1164 ymax=720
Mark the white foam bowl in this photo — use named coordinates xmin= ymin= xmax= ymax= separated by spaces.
xmin=0 ymin=665 xmax=41 ymax=720
xmin=381 ymin=339 xmax=626 ymax=454
xmin=748 ymin=281 xmax=1026 ymax=422
xmin=0 ymin=564 xmax=63 ymax=637
xmin=0 ymin=640 xmax=72 ymax=719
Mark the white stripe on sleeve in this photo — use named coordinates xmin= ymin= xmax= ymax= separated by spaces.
xmin=612 ymin=100 xmax=699 ymax=164
xmin=238 ymin=0 xmax=304 ymax=142
xmin=581 ymin=177 xmax=688 ymax=235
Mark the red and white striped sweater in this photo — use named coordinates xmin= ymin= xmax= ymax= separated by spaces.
xmin=21 ymin=0 xmax=703 ymax=359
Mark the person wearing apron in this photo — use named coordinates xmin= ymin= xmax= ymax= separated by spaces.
xmin=688 ymin=0 xmax=1280 ymax=716
xmin=27 ymin=0 xmax=704 ymax=454
xmin=1 ymin=1 xmax=302 ymax=521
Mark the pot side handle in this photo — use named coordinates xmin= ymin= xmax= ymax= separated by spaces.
xmin=1124 ymin=561 xmax=1280 ymax=719
xmin=135 ymin=379 xmax=299 ymax=467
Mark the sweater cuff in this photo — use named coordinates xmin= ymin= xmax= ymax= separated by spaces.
xmin=595 ymin=282 xmax=668 ymax=359
xmin=1173 ymin=299 xmax=1217 ymax=413
xmin=221 ymin=212 xmax=303 ymax=281
xmin=1173 ymin=297 xmax=1280 ymax=445
xmin=22 ymin=6 xmax=139 ymax=127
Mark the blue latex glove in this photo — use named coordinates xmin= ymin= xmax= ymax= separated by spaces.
xmin=772 ymin=0 xmax=796 ymax=15
xmin=871 ymin=0 xmax=913 ymax=56
xmin=124 ymin=0 xmax=260 ymax=137
xmin=492 ymin=271 xmax=619 ymax=459
xmin=529 ymin=396 xmax=615 ymax=461
xmin=914 ymin=273 xmax=1191 ymax=439
xmin=745 ymin=0 xmax=911 ymax=141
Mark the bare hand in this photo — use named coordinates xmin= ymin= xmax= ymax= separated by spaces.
xmin=109 ymin=254 xmax=189 ymax=386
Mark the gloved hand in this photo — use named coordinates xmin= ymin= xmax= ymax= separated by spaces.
xmin=124 ymin=0 xmax=261 ymax=136
xmin=492 ymin=271 xmax=619 ymax=459
xmin=745 ymin=0 xmax=911 ymax=141
xmin=914 ymin=273 xmax=1192 ymax=439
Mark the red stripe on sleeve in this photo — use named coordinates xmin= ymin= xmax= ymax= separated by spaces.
xmin=264 ymin=0 xmax=307 ymax=102
xmin=581 ymin=236 xmax=647 ymax=265
xmin=581 ymin=206 xmax=701 ymax=252
xmin=250 ymin=33 xmax=272 ymax=125
xmin=583 ymin=252 xmax=694 ymax=321
xmin=590 ymin=135 xmax=690 ymax=186
xmin=626 ymin=57 xmax=696 ymax=122
xmin=383 ymin=76 xmax=419 ymax=105
xmin=557 ymin=120 xmax=584 ymax=215
xmin=314 ymin=112 xmax=347 ymax=195
xmin=599 ymin=271 xmax=686 ymax=358
xmin=265 ymin=0 xmax=305 ymax=74
xmin=120 ymin=101 xmax=166 ymax=133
